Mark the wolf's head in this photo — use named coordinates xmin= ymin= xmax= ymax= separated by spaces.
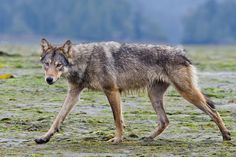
xmin=40 ymin=38 xmax=72 ymax=85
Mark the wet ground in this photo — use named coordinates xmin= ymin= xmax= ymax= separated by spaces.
xmin=0 ymin=45 xmax=236 ymax=156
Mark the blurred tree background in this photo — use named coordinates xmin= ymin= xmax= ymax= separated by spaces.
xmin=0 ymin=0 xmax=235 ymax=44
xmin=183 ymin=0 xmax=236 ymax=44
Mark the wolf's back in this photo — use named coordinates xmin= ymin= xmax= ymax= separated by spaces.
xmin=72 ymin=42 xmax=194 ymax=91
xmin=110 ymin=43 xmax=192 ymax=71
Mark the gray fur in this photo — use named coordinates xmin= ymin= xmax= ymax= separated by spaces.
xmin=64 ymin=42 xmax=191 ymax=91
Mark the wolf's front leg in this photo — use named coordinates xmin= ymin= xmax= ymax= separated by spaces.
xmin=104 ymin=89 xmax=124 ymax=144
xmin=35 ymin=83 xmax=83 ymax=144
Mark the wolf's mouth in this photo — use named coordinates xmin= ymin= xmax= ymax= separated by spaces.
xmin=47 ymin=81 xmax=54 ymax=85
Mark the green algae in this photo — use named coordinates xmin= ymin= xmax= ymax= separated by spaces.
xmin=0 ymin=45 xmax=236 ymax=156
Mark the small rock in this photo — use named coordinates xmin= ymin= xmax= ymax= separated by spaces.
xmin=0 ymin=117 xmax=11 ymax=121
xmin=128 ymin=133 xmax=139 ymax=138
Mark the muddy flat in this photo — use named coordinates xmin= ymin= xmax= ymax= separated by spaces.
xmin=0 ymin=45 xmax=236 ymax=156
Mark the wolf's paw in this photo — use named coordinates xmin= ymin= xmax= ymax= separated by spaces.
xmin=223 ymin=131 xmax=231 ymax=141
xmin=107 ymin=136 xmax=123 ymax=144
xmin=34 ymin=137 xmax=50 ymax=144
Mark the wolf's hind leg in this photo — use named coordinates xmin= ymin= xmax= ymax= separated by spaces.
xmin=172 ymin=66 xmax=231 ymax=140
xmin=104 ymin=89 xmax=124 ymax=144
xmin=35 ymin=83 xmax=83 ymax=144
xmin=145 ymin=82 xmax=170 ymax=140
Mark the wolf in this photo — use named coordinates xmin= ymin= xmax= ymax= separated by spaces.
xmin=35 ymin=38 xmax=231 ymax=144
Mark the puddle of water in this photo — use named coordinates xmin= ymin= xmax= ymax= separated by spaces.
xmin=0 ymin=138 xmax=29 ymax=148
xmin=218 ymin=103 xmax=236 ymax=109
xmin=75 ymin=105 xmax=108 ymax=116
xmin=0 ymin=68 xmax=42 ymax=77
xmin=199 ymin=71 xmax=236 ymax=77
xmin=63 ymin=152 xmax=127 ymax=157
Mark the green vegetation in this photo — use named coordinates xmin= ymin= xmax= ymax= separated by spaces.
xmin=186 ymin=45 xmax=236 ymax=71
xmin=0 ymin=45 xmax=236 ymax=156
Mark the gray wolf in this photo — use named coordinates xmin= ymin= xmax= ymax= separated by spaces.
xmin=35 ymin=39 xmax=231 ymax=144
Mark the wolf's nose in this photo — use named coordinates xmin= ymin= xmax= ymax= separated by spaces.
xmin=46 ymin=77 xmax=53 ymax=85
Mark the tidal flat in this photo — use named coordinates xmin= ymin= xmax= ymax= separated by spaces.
xmin=0 ymin=45 xmax=236 ymax=156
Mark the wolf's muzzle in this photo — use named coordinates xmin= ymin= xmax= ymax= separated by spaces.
xmin=46 ymin=77 xmax=54 ymax=85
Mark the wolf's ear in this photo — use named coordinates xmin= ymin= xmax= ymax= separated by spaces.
xmin=61 ymin=40 xmax=72 ymax=57
xmin=41 ymin=38 xmax=51 ymax=52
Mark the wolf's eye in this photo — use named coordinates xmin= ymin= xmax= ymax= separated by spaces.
xmin=56 ymin=63 xmax=62 ymax=68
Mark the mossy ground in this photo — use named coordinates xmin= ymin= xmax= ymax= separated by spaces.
xmin=0 ymin=45 xmax=236 ymax=156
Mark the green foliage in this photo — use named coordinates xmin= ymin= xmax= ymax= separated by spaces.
xmin=0 ymin=0 xmax=166 ymax=41
xmin=183 ymin=0 xmax=236 ymax=44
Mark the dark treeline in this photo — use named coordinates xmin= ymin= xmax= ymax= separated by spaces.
xmin=183 ymin=0 xmax=236 ymax=44
xmin=0 ymin=0 xmax=236 ymax=44
xmin=0 ymin=0 xmax=165 ymax=42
